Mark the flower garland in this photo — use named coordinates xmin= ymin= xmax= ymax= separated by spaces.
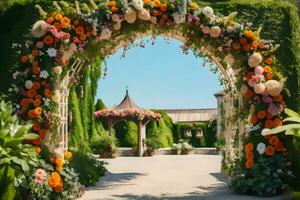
xmin=8 ymin=0 xmax=291 ymax=195
xmin=95 ymin=108 xmax=161 ymax=120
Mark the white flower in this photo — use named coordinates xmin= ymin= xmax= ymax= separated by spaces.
xmin=32 ymin=20 xmax=47 ymax=38
xmin=209 ymin=26 xmax=221 ymax=38
xmin=25 ymin=80 xmax=33 ymax=89
xmin=43 ymin=97 xmax=50 ymax=106
xmin=99 ymin=28 xmax=112 ymax=40
xmin=53 ymin=66 xmax=62 ymax=74
xmin=248 ymin=52 xmax=262 ymax=68
xmin=46 ymin=48 xmax=57 ymax=57
xmin=226 ymin=26 xmax=233 ymax=33
xmin=173 ymin=13 xmax=185 ymax=24
xmin=202 ymin=6 xmax=214 ymax=18
xmin=265 ymin=80 xmax=284 ymax=96
xmin=132 ymin=0 xmax=144 ymax=11
xmin=8 ymin=88 xmax=13 ymax=92
xmin=256 ymin=142 xmax=266 ymax=155
xmin=124 ymin=7 xmax=137 ymax=24
xmin=39 ymin=70 xmax=49 ymax=79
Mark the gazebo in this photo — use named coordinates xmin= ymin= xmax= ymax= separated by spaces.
xmin=95 ymin=90 xmax=161 ymax=157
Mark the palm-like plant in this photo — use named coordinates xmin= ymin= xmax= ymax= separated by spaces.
xmin=262 ymin=108 xmax=300 ymax=137
xmin=0 ymin=100 xmax=39 ymax=200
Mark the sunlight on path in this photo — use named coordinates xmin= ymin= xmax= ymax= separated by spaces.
xmin=80 ymin=155 xmax=281 ymax=200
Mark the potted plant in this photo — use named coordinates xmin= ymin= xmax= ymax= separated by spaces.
xmin=171 ymin=143 xmax=181 ymax=155
xmin=91 ymin=132 xmax=118 ymax=158
xmin=180 ymin=140 xmax=193 ymax=155
xmin=145 ymin=137 xmax=159 ymax=156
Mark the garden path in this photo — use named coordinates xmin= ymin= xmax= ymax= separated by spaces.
xmin=80 ymin=155 xmax=282 ymax=200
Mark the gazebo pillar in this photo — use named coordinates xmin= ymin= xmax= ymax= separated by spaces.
xmin=137 ymin=120 xmax=143 ymax=157
xmin=108 ymin=119 xmax=113 ymax=136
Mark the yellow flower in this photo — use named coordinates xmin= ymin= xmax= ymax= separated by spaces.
xmin=55 ymin=157 xmax=64 ymax=166
xmin=64 ymin=151 xmax=72 ymax=159
xmin=153 ymin=0 xmax=161 ymax=7
xmin=189 ymin=2 xmax=199 ymax=9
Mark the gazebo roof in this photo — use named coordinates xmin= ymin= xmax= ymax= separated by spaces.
xmin=114 ymin=89 xmax=140 ymax=111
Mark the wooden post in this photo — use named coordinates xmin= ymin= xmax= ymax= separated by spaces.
xmin=108 ymin=119 xmax=113 ymax=136
xmin=137 ymin=120 xmax=143 ymax=157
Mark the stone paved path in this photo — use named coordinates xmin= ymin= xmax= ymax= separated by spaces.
xmin=80 ymin=155 xmax=282 ymax=200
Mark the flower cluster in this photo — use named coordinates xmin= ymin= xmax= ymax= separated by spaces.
xmin=95 ymin=108 xmax=161 ymax=120
xmin=48 ymin=172 xmax=63 ymax=193
xmin=34 ymin=168 xmax=47 ymax=185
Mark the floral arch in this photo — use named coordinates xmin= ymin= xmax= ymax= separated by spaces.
xmin=9 ymin=0 xmax=291 ymax=196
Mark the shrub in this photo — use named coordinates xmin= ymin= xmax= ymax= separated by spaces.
xmin=114 ymin=120 xmax=138 ymax=147
xmin=69 ymin=151 xmax=107 ymax=187
xmin=90 ymin=132 xmax=118 ymax=158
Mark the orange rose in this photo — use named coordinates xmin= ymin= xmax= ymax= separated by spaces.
xmin=251 ymin=40 xmax=258 ymax=49
xmin=61 ymin=17 xmax=70 ymax=28
xmin=33 ymin=99 xmax=41 ymax=107
xmin=245 ymin=143 xmax=254 ymax=152
xmin=53 ymin=22 xmax=62 ymax=31
xmin=39 ymin=129 xmax=46 ymax=138
xmin=269 ymin=135 xmax=279 ymax=146
xmin=243 ymin=43 xmax=251 ymax=51
xmin=264 ymin=120 xmax=273 ymax=128
xmin=32 ymin=122 xmax=41 ymax=131
xmin=55 ymin=13 xmax=63 ymax=21
xmin=264 ymin=65 xmax=271 ymax=73
xmin=33 ymin=82 xmax=41 ymax=90
xmin=273 ymin=118 xmax=282 ymax=128
xmin=246 ymin=151 xmax=254 ymax=160
xmin=258 ymin=41 xmax=265 ymax=49
xmin=265 ymin=145 xmax=275 ymax=156
xmin=107 ymin=1 xmax=116 ymax=7
xmin=21 ymin=56 xmax=28 ymax=63
xmin=28 ymin=110 xmax=37 ymax=119
xmin=48 ymin=178 xmax=56 ymax=188
xmin=43 ymin=35 xmax=54 ymax=45
xmin=153 ymin=0 xmax=161 ymax=7
xmin=75 ymin=26 xmax=85 ymax=35
xmin=266 ymin=73 xmax=273 ymax=79
xmin=44 ymin=89 xmax=52 ymax=98
xmin=257 ymin=110 xmax=267 ymax=119
xmin=34 ymin=146 xmax=41 ymax=153
xmin=32 ymin=66 xmax=41 ymax=75
xmin=245 ymin=159 xmax=254 ymax=169
xmin=47 ymin=17 xmax=54 ymax=24
xmin=244 ymin=30 xmax=254 ymax=39
xmin=250 ymin=115 xmax=258 ymax=124
xmin=54 ymin=185 xmax=63 ymax=193
xmin=160 ymin=3 xmax=167 ymax=11
xmin=27 ymin=89 xmax=36 ymax=98
xmin=34 ymin=107 xmax=42 ymax=115
xmin=265 ymin=57 xmax=273 ymax=65
xmin=239 ymin=37 xmax=247 ymax=44
xmin=144 ymin=0 xmax=151 ymax=4
xmin=21 ymin=98 xmax=30 ymax=107
xmin=31 ymin=49 xmax=39 ymax=57
xmin=111 ymin=6 xmax=118 ymax=12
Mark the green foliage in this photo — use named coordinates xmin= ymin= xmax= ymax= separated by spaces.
xmin=90 ymin=132 xmax=118 ymax=158
xmin=69 ymin=151 xmax=107 ymax=186
xmin=95 ymin=99 xmax=107 ymax=110
xmin=114 ymin=120 xmax=138 ymax=147
xmin=0 ymin=99 xmax=39 ymax=200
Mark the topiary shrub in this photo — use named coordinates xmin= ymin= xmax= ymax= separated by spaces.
xmin=114 ymin=120 xmax=137 ymax=147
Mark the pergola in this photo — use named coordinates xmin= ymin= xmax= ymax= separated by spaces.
xmin=95 ymin=90 xmax=161 ymax=157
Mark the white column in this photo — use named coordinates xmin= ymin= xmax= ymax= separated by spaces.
xmin=214 ymin=92 xmax=224 ymax=138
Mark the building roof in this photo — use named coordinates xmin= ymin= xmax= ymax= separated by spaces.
xmin=114 ymin=89 xmax=140 ymax=111
xmin=214 ymin=91 xmax=225 ymax=97
xmin=164 ymin=108 xmax=217 ymax=123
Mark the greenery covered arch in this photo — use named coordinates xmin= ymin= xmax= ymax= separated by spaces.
xmin=1 ymin=0 xmax=300 ymax=198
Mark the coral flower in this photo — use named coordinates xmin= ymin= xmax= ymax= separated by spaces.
xmin=27 ymin=89 xmax=37 ymax=98
xmin=21 ymin=56 xmax=28 ymax=63
xmin=243 ymin=43 xmax=251 ymax=51
xmin=111 ymin=6 xmax=118 ymax=12
xmin=34 ymin=107 xmax=42 ymax=115
xmin=257 ymin=110 xmax=267 ymax=119
xmin=239 ymin=37 xmax=247 ymax=44
xmin=264 ymin=65 xmax=271 ymax=73
xmin=47 ymin=17 xmax=54 ymax=24
xmin=43 ymin=35 xmax=54 ymax=45
xmin=251 ymin=40 xmax=258 ymax=49
xmin=274 ymin=95 xmax=283 ymax=102
xmin=275 ymin=142 xmax=284 ymax=152
xmin=273 ymin=118 xmax=282 ymax=128
xmin=32 ymin=122 xmax=41 ymax=131
xmin=34 ymin=146 xmax=41 ymax=153
xmin=32 ymin=66 xmax=41 ymax=75
xmin=245 ymin=159 xmax=254 ymax=169
xmin=33 ymin=99 xmax=41 ymax=107
xmin=246 ymin=71 xmax=254 ymax=80
xmin=28 ymin=110 xmax=37 ymax=119
xmin=246 ymin=151 xmax=254 ymax=160
xmin=44 ymin=88 xmax=52 ymax=98
xmin=264 ymin=119 xmax=273 ymax=129
xmin=266 ymin=72 xmax=273 ymax=79
xmin=39 ymin=129 xmax=46 ymax=138
xmin=265 ymin=57 xmax=273 ymax=65
xmin=107 ymin=1 xmax=116 ymax=7
xmin=63 ymin=33 xmax=71 ymax=39
xmin=144 ymin=0 xmax=151 ymax=4
xmin=269 ymin=135 xmax=279 ymax=146
xmin=61 ymin=17 xmax=70 ymax=28
xmin=21 ymin=98 xmax=30 ymax=107
xmin=244 ymin=90 xmax=253 ymax=98
xmin=54 ymin=185 xmax=63 ymax=193
xmin=53 ymin=22 xmax=62 ymax=31
xmin=33 ymin=136 xmax=42 ymax=145
xmin=245 ymin=143 xmax=254 ymax=152
xmin=79 ymin=34 xmax=87 ymax=41
xmin=258 ymin=41 xmax=265 ymax=49
xmin=153 ymin=0 xmax=161 ymax=7
xmin=31 ymin=49 xmax=39 ymax=57
xmin=75 ymin=26 xmax=85 ymax=35
xmin=160 ymin=3 xmax=167 ymax=11
xmin=33 ymin=82 xmax=41 ymax=90
xmin=250 ymin=115 xmax=258 ymax=124
xmin=265 ymin=145 xmax=275 ymax=156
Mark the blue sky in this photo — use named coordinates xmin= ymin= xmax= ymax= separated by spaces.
xmin=96 ymin=36 xmax=222 ymax=109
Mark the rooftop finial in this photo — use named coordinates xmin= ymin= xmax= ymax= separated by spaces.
xmin=126 ymin=86 xmax=129 ymax=95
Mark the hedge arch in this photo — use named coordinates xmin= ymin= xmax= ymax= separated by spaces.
xmin=5 ymin=0 xmax=299 ymax=196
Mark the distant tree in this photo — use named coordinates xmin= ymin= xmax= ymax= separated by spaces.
xmin=95 ymin=99 xmax=107 ymax=110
